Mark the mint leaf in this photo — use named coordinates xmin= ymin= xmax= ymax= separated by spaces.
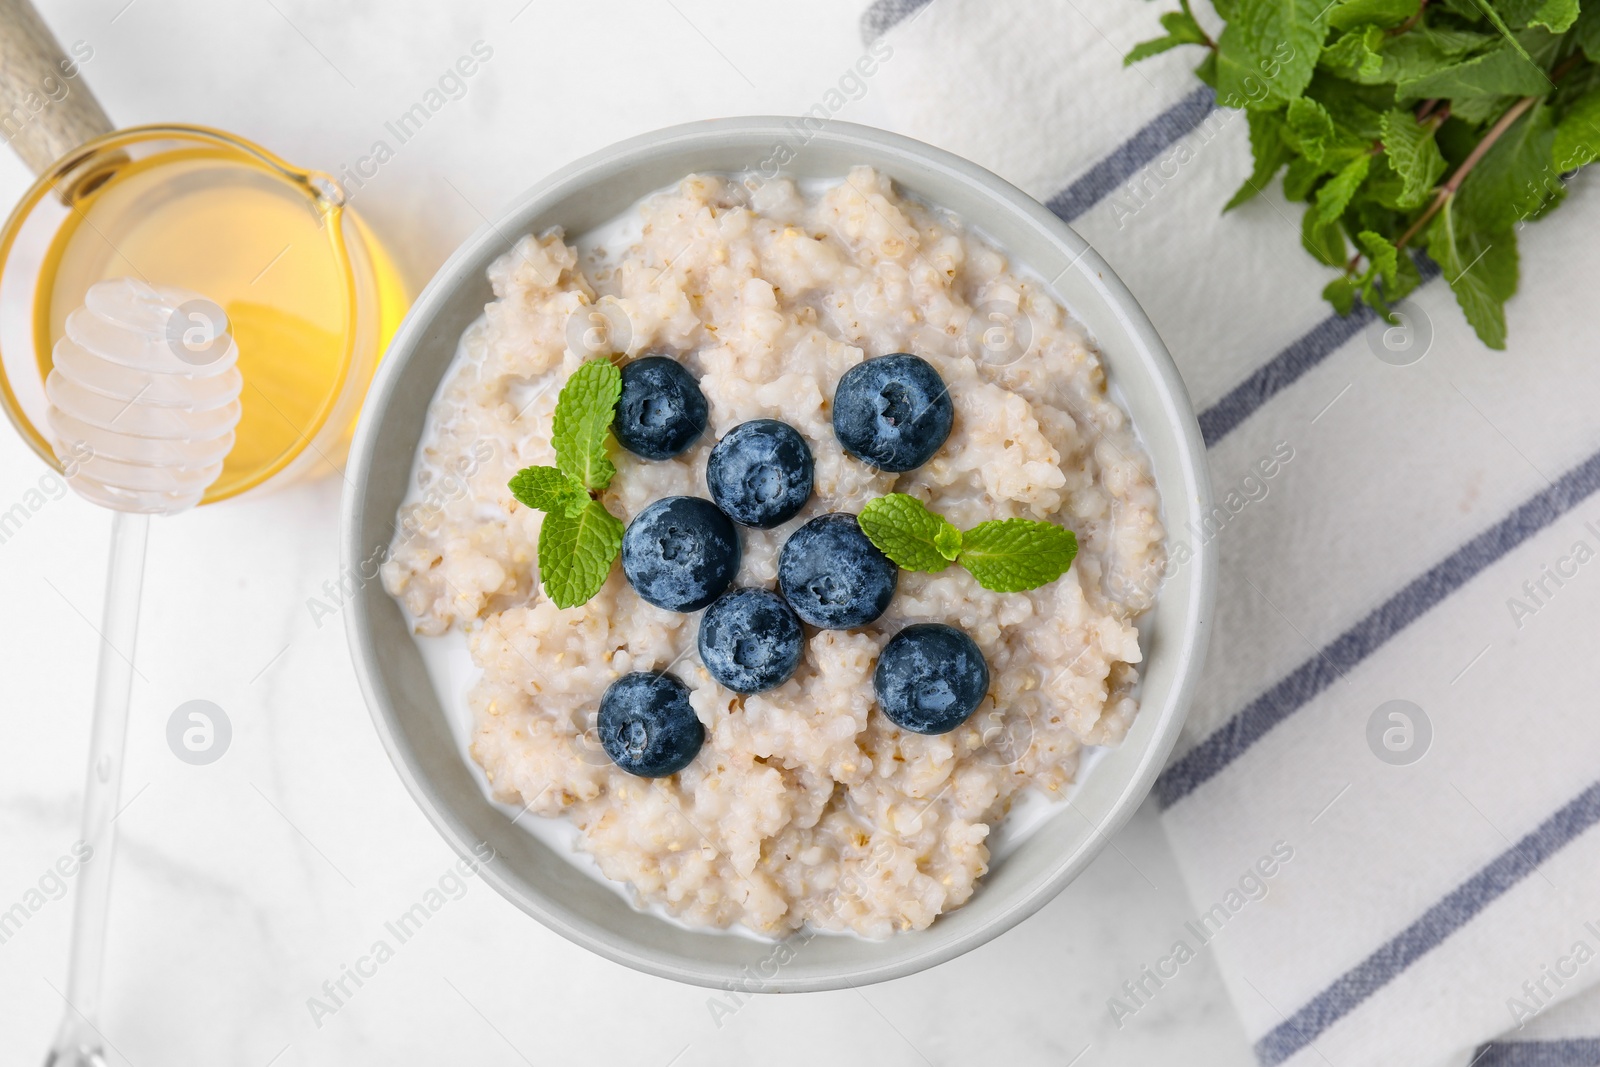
xmin=1426 ymin=197 xmax=1519 ymax=349
xmin=1329 ymin=0 xmax=1419 ymax=30
xmin=1227 ymin=110 xmax=1294 ymax=209
xmin=1320 ymin=26 xmax=1387 ymax=82
xmin=1516 ymin=25 xmax=1567 ymax=67
xmin=1126 ymin=9 xmax=1211 ymax=63
xmin=1359 ymin=274 xmax=1392 ymax=318
xmin=958 ymin=521 xmax=1079 ymax=593
xmin=1553 ymin=88 xmax=1600 ymax=169
xmin=1315 ymin=153 xmax=1372 ymax=221
xmin=1457 ymin=103 xmax=1562 ymax=229
xmin=859 ymin=494 xmax=962 ymax=572
xmin=1532 ymin=0 xmax=1579 ymax=32
xmin=1286 ymin=96 xmax=1337 ymax=164
xmin=1302 ymin=204 xmax=1348 ymax=265
xmin=1215 ymin=0 xmax=1330 ymax=108
xmin=1397 ymin=43 xmax=1553 ymax=100
xmin=1319 ymin=79 xmax=1389 ymax=137
xmin=1469 ymin=0 xmax=1538 ymax=64
xmin=1358 ymin=230 xmax=1399 ymax=289
xmin=1380 ymin=110 xmax=1447 ymax=208
xmin=1125 ymin=36 xmax=1190 ymax=64
xmin=1160 ymin=8 xmax=1211 ymax=42
xmin=1362 ymin=149 xmax=1407 ymax=208
xmin=1449 ymin=93 xmax=1519 ymax=125
xmin=1323 ymin=274 xmax=1359 ymax=315
xmin=1412 ymin=26 xmax=1496 ymax=54
xmin=1496 ymin=0 xmax=1544 ymax=28
xmin=1356 ymin=230 xmax=1400 ymax=316
xmin=1388 ymin=246 xmax=1424 ymax=302
xmin=1343 ymin=0 xmax=1421 ymax=28
xmin=1577 ymin=2 xmax=1600 ymax=62
xmin=537 ymin=499 xmax=624 ymax=609
xmin=1375 ymin=27 xmax=1493 ymax=84
xmin=552 ymin=358 xmax=622 ymax=491
xmin=1497 ymin=0 xmax=1579 ymax=32
xmin=1283 ymin=154 xmax=1325 ymax=200
xmin=509 ymin=465 xmax=590 ymax=518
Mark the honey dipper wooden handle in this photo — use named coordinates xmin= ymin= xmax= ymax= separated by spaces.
xmin=0 ymin=0 xmax=112 ymax=175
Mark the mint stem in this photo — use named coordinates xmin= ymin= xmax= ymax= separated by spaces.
xmin=1396 ymin=53 xmax=1582 ymax=251
xmin=1396 ymin=96 xmax=1536 ymax=250
xmin=1390 ymin=0 xmax=1428 ymax=37
xmin=1178 ymin=0 xmax=1217 ymax=50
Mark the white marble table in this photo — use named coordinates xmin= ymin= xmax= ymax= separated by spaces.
xmin=0 ymin=1 xmax=1255 ymax=1063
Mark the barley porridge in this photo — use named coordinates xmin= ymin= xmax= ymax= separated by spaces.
xmin=381 ymin=167 xmax=1165 ymax=938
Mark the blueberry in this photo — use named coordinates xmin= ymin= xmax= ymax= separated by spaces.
xmin=698 ymin=588 xmax=805 ymax=694
xmin=614 ymin=356 xmax=708 ymax=460
xmin=832 ymin=353 xmax=954 ymax=472
xmin=706 ymin=420 xmax=815 ymax=529
xmin=621 ymin=496 xmax=741 ymax=612
xmin=873 ymin=624 xmax=990 ymax=735
xmin=777 ymin=513 xmax=898 ymax=629
xmin=598 ymin=671 xmax=704 ymax=777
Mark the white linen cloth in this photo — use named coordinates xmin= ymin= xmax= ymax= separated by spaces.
xmin=862 ymin=2 xmax=1600 ymax=1065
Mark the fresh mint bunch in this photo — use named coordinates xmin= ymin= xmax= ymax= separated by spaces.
xmin=858 ymin=494 xmax=1079 ymax=593
xmin=508 ymin=358 xmax=625 ymax=609
xmin=1128 ymin=0 xmax=1600 ymax=348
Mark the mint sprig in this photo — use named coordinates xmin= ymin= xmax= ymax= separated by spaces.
xmin=1126 ymin=0 xmax=1600 ymax=350
xmin=508 ymin=358 xmax=626 ymax=609
xmin=858 ymin=494 xmax=1078 ymax=593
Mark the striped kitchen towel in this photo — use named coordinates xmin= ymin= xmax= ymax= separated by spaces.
xmin=862 ymin=1 xmax=1600 ymax=1065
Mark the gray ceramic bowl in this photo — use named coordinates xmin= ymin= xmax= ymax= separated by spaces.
xmin=342 ymin=117 xmax=1214 ymax=992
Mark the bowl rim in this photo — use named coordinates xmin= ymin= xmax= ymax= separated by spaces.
xmin=342 ymin=115 xmax=1215 ymax=990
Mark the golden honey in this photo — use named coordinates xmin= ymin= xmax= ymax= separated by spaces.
xmin=0 ymin=126 xmax=407 ymax=503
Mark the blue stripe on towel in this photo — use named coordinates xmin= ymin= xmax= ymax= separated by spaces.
xmin=1473 ymin=1039 xmax=1600 ymax=1066
xmin=1198 ymin=257 xmax=1443 ymax=447
xmin=1158 ymin=442 xmax=1600 ymax=808
xmin=859 ymin=0 xmax=933 ymax=42
xmin=1044 ymin=87 xmax=1218 ymax=223
xmin=1254 ymin=780 xmax=1600 ymax=1066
